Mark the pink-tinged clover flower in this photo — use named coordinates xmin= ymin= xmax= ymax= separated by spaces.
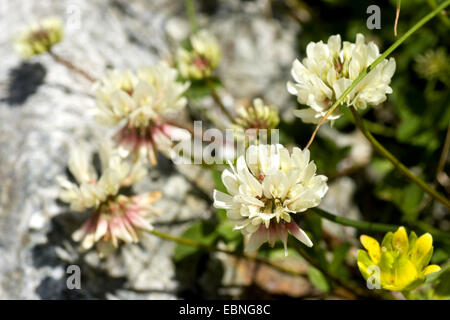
xmin=213 ymin=144 xmax=328 ymax=255
xmin=93 ymin=62 xmax=191 ymax=165
xmin=176 ymin=30 xmax=221 ymax=80
xmin=57 ymin=142 xmax=161 ymax=256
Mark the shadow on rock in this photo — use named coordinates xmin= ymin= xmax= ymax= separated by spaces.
xmin=4 ymin=62 xmax=46 ymax=106
xmin=32 ymin=211 xmax=128 ymax=299
xmin=171 ymin=220 xmax=229 ymax=299
xmin=174 ymin=251 xmax=230 ymax=299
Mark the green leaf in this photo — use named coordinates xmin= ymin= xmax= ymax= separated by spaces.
xmin=211 ymin=168 xmax=227 ymax=193
xmin=173 ymin=221 xmax=218 ymax=262
xmin=433 ymin=267 xmax=450 ymax=300
xmin=431 ymin=248 xmax=450 ymax=264
xmin=304 ymin=213 xmax=323 ymax=241
xmin=370 ymin=157 xmax=394 ymax=181
xmin=217 ymin=220 xmax=240 ymax=242
xmin=308 ymin=267 xmax=331 ymax=293
xmin=309 ymin=137 xmax=350 ymax=177
xmin=329 ymin=243 xmax=351 ymax=277
xmin=185 ymin=82 xmax=210 ymax=100
xmin=375 ymin=172 xmax=424 ymax=222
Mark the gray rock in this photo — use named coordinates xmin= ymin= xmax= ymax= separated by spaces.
xmin=0 ymin=0 xmax=307 ymax=300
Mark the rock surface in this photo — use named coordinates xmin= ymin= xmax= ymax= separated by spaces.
xmin=0 ymin=0 xmax=309 ymax=299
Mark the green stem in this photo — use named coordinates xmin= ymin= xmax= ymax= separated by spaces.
xmin=312 ymin=207 xmax=450 ymax=243
xmin=413 ymin=221 xmax=450 ymax=242
xmin=149 ymin=229 xmax=303 ymax=277
xmin=435 ymin=122 xmax=450 ymax=184
xmin=151 ymin=229 xmax=385 ymax=299
xmin=185 ymin=0 xmax=199 ymax=32
xmin=305 ymin=0 xmax=450 ymax=149
xmin=349 ymin=106 xmax=450 ymax=210
xmin=362 ymin=120 xmax=396 ymax=138
xmin=427 ymin=0 xmax=450 ymax=26
xmin=205 ymin=78 xmax=234 ymax=123
xmin=289 ymin=239 xmax=387 ymax=299
xmin=312 ymin=208 xmax=398 ymax=233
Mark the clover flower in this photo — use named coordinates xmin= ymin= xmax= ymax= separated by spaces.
xmin=14 ymin=17 xmax=63 ymax=58
xmin=287 ymin=34 xmax=396 ymax=124
xmin=414 ymin=48 xmax=449 ymax=80
xmin=93 ymin=62 xmax=191 ymax=165
xmin=233 ymin=97 xmax=279 ymax=133
xmin=231 ymin=98 xmax=280 ymax=146
xmin=57 ymin=142 xmax=162 ymax=255
xmin=213 ymin=144 xmax=328 ymax=255
xmin=357 ymin=227 xmax=441 ymax=291
xmin=177 ymin=30 xmax=221 ymax=80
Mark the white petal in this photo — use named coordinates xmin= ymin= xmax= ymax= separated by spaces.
xmin=213 ymin=190 xmax=235 ymax=209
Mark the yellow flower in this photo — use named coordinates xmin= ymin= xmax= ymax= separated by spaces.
xmin=177 ymin=30 xmax=221 ymax=80
xmin=14 ymin=17 xmax=64 ymax=58
xmin=357 ymin=227 xmax=441 ymax=291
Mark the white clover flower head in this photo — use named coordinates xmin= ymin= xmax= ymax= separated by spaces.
xmin=57 ymin=141 xmax=161 ymax=255
xmin=233 ymin=98 xmax=280 ymax=131
xmin=232 ymin=98 xmax=280 ymax=145
xmin=287 ymin=34 xmax=396 ymax=124
xmin=93 ymin=62 xmax=191 ymax=165
xmin=14 ymin=17 xmax=64 ymax=58
xmin=213 ymin=144 xmax=328 ymax=255
xmin=177 ymin=30 xmax=222 ymax=80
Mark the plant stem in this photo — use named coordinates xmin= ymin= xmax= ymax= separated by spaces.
xmin=205 ymin=78 xmax=234 ymax=123
xmin=349 ymin=106 xmax=450 ymax=210
xmin=185 ymin=0 xmax=199 ymax=33
xmin=312 ymin=207 xmax=450 ymax=243
xmin=151 ymin=228 xmax=388 ymax=299
xmin=289 ymin=239 xmax=387 ymax=299
xmin=436 ymin=122 xmax=450 ymax=184
xmin=48 ymin=50 xmax=96 ymax=83
xmin=149 ymin=229 xmax=303 ymax=277
xmin=427 ymin=0 xmax=450 ymax=27
xmin=362 ymin=119 xmax=396 ymax=138
xmin=312 ymin=208 xmax=398 ymax=233
xmin=305 ymin=0 xmax=450 ymax=149
xmin=413 ymin=220 xmax=450 ymax=243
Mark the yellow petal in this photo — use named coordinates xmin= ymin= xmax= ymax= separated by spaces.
xmin=381 ymin=231 xmax=394 ymax=251
xmin=360 ymin=235 xmax=381 ymax=263
xmin=357 ymin=249 xmax=375 ymax=280
xmin=408 ymin=231 xmax=418 ymax=253
xmin=379 ymin=250 xmax=395 ymax=287
xmin=410 ymin=233 xmax=433 ymax=268
xmin=392 ymin=227 xmax=409 ymax=253
xmin=381 ymin=255 xmax=418 ymax=291
xmin=423 ymin=265 xmax=441 ymax=276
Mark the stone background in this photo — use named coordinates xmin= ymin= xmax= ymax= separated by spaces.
xmin=0 ymin=0 xmax=367 ymax=299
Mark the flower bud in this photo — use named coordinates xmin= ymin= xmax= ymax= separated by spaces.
xmin=176 ymin=30 xmax=221 ymax=80
xmin=14 ymin=17 xmax=64 ymax=58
